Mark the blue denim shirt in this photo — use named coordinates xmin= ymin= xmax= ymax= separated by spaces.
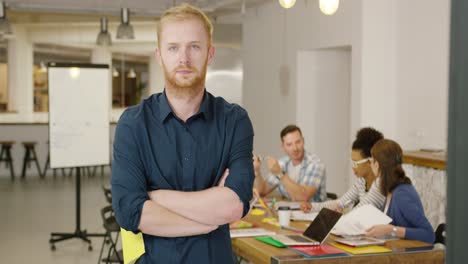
xmin=111 ymin=90 xmax=254 ymax=263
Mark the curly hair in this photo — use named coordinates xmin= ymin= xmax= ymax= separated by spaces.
xmin=351 ymin=127 xmax=384 ymax=158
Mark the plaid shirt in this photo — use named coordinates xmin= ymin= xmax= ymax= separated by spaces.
xmin=265 ymin=152 xmax=326 ymax=202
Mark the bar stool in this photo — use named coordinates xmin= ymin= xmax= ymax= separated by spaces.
xmin=0 ymin=141 xmax=15 ymax=180
xmin=21 ymin=141 xmax=44 ymax=179
xmin=43 ymin=141 xmax=67 ymax=178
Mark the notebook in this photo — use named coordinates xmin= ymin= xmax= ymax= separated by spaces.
xmin=334 ymin=237 xmax=385 ymax=247
xmin=272 ymin=208 xmax=342 ymax=245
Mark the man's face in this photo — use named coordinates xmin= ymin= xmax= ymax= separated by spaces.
xmin=281 ymin=130 xmax=305 ymax=162
xmin=156 ymin=18 xmax=214 ymax=90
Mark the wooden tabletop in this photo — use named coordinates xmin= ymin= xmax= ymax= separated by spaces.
xmin=232 ymin=213 xmax=445 ymax=264
xmin=403 ymin=150 xmax=447 ymax=170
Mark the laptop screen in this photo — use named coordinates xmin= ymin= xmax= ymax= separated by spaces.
xmin=303 ymin=207 xmax=342 ymax=243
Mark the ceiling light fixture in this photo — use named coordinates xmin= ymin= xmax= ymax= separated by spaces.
xmin=0 ymin=1 xmax=12 ymax=36
xmin=96 ymin=17 xmax=112 ymax=46
xmin=279 ymin=0 xmax=296 ymax=9
xmin=116 ymin=8 xmax=134 ymax=39
xmin=319 ymin=0 xmax=340 ymax=15
xmin=112 ymin=67 xmax=119 ymax=77
xmin=39 ymin=61 xmax=48 ymax=73
xmin=127 ymin=68 xmax=136 ymax=78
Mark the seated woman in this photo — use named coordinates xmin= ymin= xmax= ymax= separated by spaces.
xmin=365 ymin=139 xmax=435 ymax=243
xmin=301 ymin=127 xmax=385 ymax=212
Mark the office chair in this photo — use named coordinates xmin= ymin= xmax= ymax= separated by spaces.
xmin=434 ymin=223 xmax=446 ymax=245
xmin=98 ymin=205 xmax=123 ymax=264
xmin=103 ymin=186 xmax=113 ymax=204
xmin=121 ymin=228 xmax=145 ymax=264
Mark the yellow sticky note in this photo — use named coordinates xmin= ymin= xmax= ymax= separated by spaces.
xmin=262 ymin=217 xmax=280 ymax=227
xmin=251 ymin=208 xmax=265 ymax=216
xmin=121 ymin=228 xmax=145 ymax=264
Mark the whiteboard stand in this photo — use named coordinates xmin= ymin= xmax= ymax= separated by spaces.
xmin=46 ymin=63 xmax=110 ymax=251
xmin=49 ymin=167 xmax=106 ymax=251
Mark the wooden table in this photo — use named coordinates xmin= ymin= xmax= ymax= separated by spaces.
xmin=231 ymin=214 xmax=445 ymax=264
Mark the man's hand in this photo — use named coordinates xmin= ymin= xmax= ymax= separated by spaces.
xmin=253 ymin=155 xmax=261 ymax=174
xmin=300 ymin=201 xmax=312 ymax=213
xmin=217 ymin=168 xmax=229 ymax=187
xmin=266 ymin=156 xmax=282 ymax=175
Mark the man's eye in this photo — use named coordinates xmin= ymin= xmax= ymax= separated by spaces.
xmin=168 ymin=46 xmax=177 ymax=51
xmin=192 ymin=45 xmax=200 ymax=49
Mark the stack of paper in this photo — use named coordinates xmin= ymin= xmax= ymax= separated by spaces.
xmin=290 ymin=211 xmax=318 ymax=221
xmin=230 ymin=228 xmax=276 ymax=238
xmin=332 ymin=204 xmax=392 ymax=236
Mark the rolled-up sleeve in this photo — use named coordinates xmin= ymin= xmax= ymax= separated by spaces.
xmin=111 ymin=113 xmax=149 ymax=233
xmin=223 ymin=108 xmax=255 ymax=217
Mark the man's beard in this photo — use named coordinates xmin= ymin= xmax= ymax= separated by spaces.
xmin=162 ymin=59 xmax=208 ymax=96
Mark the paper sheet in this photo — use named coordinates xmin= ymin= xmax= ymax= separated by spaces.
xmin=332 ymin=204 xmax=392 ymax=236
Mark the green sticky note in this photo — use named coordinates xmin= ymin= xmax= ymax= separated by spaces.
xmin=255 ymin=236 xmax=287 ymax=248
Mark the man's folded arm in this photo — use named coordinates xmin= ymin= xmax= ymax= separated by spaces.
xmin=148 ymin=186 xmax=244 ymax=226
xmin=138 ymin=200 xmax=218 ymax=237
xmin=112 ymin=119 xmax=217 ymax=237
xmin=148 ymin=113 xmax=255 ymax=226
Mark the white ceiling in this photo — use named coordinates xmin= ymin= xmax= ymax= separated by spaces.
xmin=4 ymin=0 xmax=268 ymax=18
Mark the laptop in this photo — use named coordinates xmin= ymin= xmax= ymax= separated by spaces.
xmin=273 ymin=207 xmax=342 ymax=245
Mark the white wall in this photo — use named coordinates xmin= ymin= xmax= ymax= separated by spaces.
xmin=297 ymin=49 xmax=351 ymax=195
xmin=243 ymin=0 xmax=450 ymax=192
xmin=243 ymin=0 xmax=354 ymax=159
xmin=395 ymin=0 xmax=450 ymax=150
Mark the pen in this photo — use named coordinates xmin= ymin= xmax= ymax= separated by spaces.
xmin=281 ymin=225 xmax=304 ymax=233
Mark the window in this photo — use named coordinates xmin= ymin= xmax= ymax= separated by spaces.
xmin=33 ymin=43 xmax=92 ymax=112
xmin=0 ymin=40 xmax=8 ymax=112
xmin=112 ymin=53 xmax=149 ymax=108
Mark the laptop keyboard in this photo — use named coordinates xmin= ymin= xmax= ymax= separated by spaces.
xmin=288 ymin=235 xmax=314 ymax=243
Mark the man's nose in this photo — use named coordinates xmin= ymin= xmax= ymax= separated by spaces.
xmin=179 ymin=48 xmax=190 ymax=65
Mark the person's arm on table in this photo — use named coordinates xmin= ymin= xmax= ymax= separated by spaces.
xmin=267 ymin=157 xmax=321 ymax=201
xmin=278 ymin=174 xmax=317 ymax=201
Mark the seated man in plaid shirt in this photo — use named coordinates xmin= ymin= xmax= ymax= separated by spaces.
xmin=254 ymin=125 xmax=326 ymax=202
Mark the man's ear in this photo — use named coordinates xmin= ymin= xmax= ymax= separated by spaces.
xmin=155 ymin=47 xmax=162 ymax=66
xmin=207 ymin=45 xmax=215 ymax=65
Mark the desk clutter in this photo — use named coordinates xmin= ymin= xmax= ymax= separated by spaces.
xmin=230 ymin=205 xmax=438 ymax=261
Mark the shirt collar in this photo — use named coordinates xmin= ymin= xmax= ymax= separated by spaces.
xmin=157 ymin=89 xmax=212 ymax=123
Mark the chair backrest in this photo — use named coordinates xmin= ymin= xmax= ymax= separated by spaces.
xmin=103 ymin=186 xmax=113 ymax=204
xmin=121 ymin=228 xmax=145 ymax=264
xmin=101 ymin=205 xmax=120 ymax=232
xmin=434 ymin=223 xmax=446 ymax=245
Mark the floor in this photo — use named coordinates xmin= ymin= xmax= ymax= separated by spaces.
xmin=0 ymin=169 xmax=252 ymax=264
xmin=0 ymin=170 xmax=112 ymax=264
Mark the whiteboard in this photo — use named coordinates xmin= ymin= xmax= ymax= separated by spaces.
xmin=48 ymin=63 xmax=110 ymax=168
